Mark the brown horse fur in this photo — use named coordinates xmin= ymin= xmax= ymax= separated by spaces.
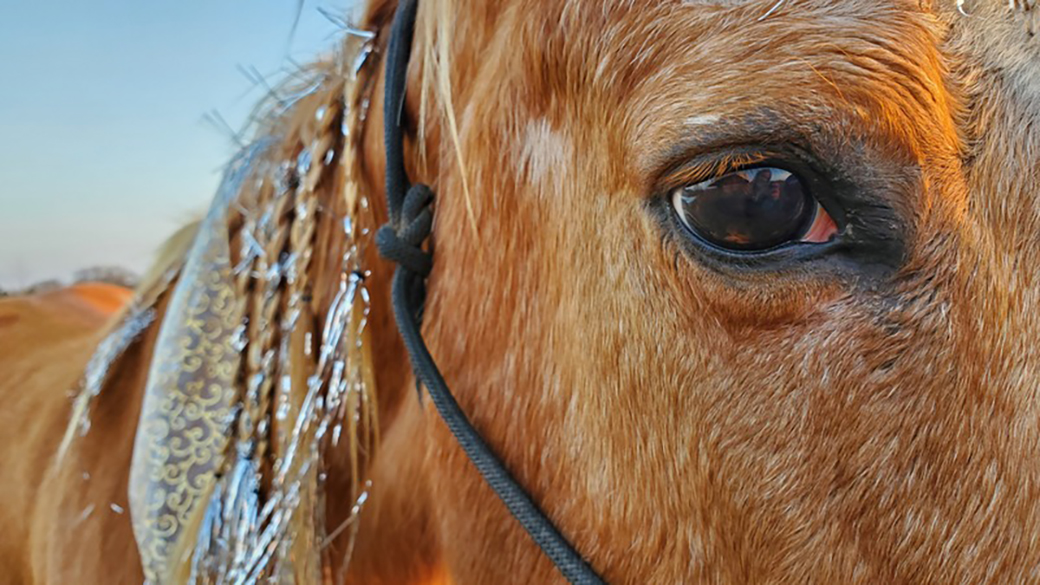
xmin=5 ymin=0 xmax=1040 ymax=582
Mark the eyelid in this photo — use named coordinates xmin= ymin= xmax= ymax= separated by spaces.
xmin=658 ymin=150 xmax=772 ymax=192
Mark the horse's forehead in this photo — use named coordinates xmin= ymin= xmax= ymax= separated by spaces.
xmin=553 ymin=0 xmax=931 ymax=29
xmin=516 ymin=0 xmax=941 ymax=96
xmin=491 ymin=0 xmax=950 ymax=174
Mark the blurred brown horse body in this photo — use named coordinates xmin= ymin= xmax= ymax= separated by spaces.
xmin=6 ymin=1 xmax=1040 ymax=583
xmin=0 ymin=284 xmax=135 ymax=579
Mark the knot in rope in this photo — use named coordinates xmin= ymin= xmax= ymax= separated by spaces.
xmin=377 ymin=183 xmax=434 ymax=277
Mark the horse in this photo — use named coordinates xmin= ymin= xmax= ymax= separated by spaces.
xmin=4 ymin=0 xmax=1040 ymax=582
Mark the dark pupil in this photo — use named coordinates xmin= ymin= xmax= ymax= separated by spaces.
xmin=676 ymin=167 xmax=811 ymax=251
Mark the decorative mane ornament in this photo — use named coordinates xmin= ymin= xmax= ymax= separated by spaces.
xmin=60 ymin=30 xmax=383 ymax=583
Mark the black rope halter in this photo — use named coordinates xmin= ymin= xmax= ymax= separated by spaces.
xmin=375 ymin=1 xmax=606 ymax=583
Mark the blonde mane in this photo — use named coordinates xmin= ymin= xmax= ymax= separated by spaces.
xmin=417 ymin=0 xmax=478 ymax=234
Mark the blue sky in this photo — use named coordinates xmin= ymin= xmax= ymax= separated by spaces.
xmin=0 ymin=1 xmax=354 ymax=287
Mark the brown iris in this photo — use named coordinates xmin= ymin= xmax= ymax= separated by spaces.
xmin=671 ymin=167 xmax=835 ymax=252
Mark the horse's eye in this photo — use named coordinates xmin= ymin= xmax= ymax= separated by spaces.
xmin=671 ymin=167 xmax=837 ymax=252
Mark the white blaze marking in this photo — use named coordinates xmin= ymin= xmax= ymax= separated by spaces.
xmin=517 ymin=118 xmax=574 ymax=193
xmin=685 ymin=114 xmax=721 ymax=127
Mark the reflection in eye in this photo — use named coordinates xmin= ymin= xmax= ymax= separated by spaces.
xmin=671 ymin=167 xmax=837 ymax=252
